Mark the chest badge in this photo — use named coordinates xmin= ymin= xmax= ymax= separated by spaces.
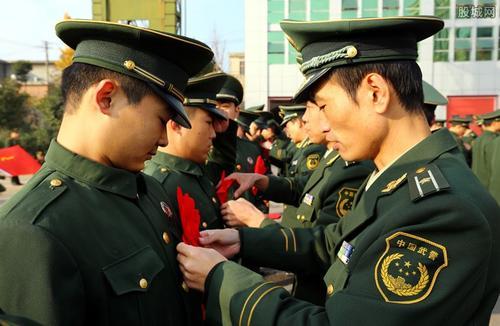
xmin=247 ymin=157 xmax=254 ymax=165
xmin=302 ymin=193 xmax=314 ymax=206
xmin=160 ymin=201 xmax=173 ymax=218
xmin=337 ymin=241 xmax=354 ymax=264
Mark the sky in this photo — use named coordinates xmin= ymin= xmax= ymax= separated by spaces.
xmin=0 ymin=0 xmax=244 ymax=69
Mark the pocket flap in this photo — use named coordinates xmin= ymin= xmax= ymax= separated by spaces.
xmin=103 ymin=246 xmax=164 ymax=295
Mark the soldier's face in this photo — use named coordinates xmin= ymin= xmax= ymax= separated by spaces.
xmin=310 ymin=78 xmax=384 ymax=161
xmin=303 ymin=104 xmax=328 ymax=145
xmin=179 ymin=108 xmax=216 ymax=164
xmin=285 ymin=119 xmax=303 ymax=144
xmin=217 ymin=101 xmax=239 ymax=120
xmin=107 ymin=93 xmax=170 ymax=172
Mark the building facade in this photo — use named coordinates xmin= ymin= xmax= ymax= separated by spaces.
xmin=245 ymin=0 xmax=499 ymax=133
xmin=92 ymin=0 xmax=182 ymax=33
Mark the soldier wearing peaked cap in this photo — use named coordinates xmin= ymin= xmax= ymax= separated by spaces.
xmin=175 ymin=16 xmax=500 ymax=326
xmin=448 ymin=115 xmax=473 ymax=165
xmin=421 ymin=80 xmax=448 ymax=127
xmin=0 ymin=20 xmax=213 ymax=325
xmin=144 ymin=72 xmax=236 ymax=231
xmin=472 ymin=110 xmax=500 ymax=189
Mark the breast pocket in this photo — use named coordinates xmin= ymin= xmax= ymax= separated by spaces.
xmin=102 ymin=246 xmax=165 ymax=324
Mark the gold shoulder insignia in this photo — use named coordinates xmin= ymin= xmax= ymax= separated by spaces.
xmin=336 ymin=187 xmax=357 ymax=217
xmin=306 ymin=153 xmax=320 ymax=170
xmin=408 ymin=163 xmax=450 ymax=201
xmin=326 ymin=154 xmax=340 ymax=166
xmin=381 ymin=173 xmax=407 ymax=193
xmin=375 ymin=232 xmax=448 ymax=304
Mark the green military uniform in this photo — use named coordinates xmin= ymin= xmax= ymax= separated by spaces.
xmin=0 ymin=20 xmax=214 ymax=325
xmin=281 ymin=137 xmax=326 ymax=221
xmin=144 ymin=73 xmax=236 ymax=230
xmin=472 ymin=111 xmax=499 ymax=188
xmin=448 ymin=115 xmax=472 ymax=166
xmin=203 ymin=17 xmax=500 ymax=326
xmin=260 ymin=150 xmax=374 ymax=304
xmin=268 ymin=133 xmax=293 ymax=175
xmin=488 ymin=136 xmax=500 ymax=204
xmin=0 ymin=308 xmax=41 ymax=326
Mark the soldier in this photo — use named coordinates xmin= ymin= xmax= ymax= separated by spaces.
xmin=448 ymin=115 xmax=473 ymax=165
xmin=421 ymin=80 xmax=448 ymax=127
xmin=489 ymin=134 xmax=500 ymax=204
xmin=214 ymin=75 xmax=269 ymax=212
xmin=176 ymin=16 xmax=500 ymax=325
xmin=472 ymin=111 xmax=500 ymax=188
xmin=144 ymin=72 xmax=235 ymax=230
xmin=0 ymin=19 xmax=213 ymax=325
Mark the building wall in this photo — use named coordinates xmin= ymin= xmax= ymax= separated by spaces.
xmin=245 ymin=0 xmax=500 ymax=115
xmin=92 ymin=0 xmax=181 ymax=33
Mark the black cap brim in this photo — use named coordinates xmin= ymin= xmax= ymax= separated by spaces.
xmin=293 ymin=67 xmax=331 ymax=103
xmin=150 ymin=83 xmax=191 ymax=128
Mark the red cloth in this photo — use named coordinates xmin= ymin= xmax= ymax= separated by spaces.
xmin=268 ymin=213 xmax=281 ymax=220
xmin=216 ymin=171 xmax=236 ymax=204
xmin=176 ymin=187 xmax=200 ymax=246
xmin=0 ymin=145 xmax=41 ymax=176
xmin=254 ymin=155 xmax=267 ymax=175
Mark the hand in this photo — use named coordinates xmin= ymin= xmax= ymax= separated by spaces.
xmin=199 ymin=229 xmax=241 ymax=258
xmin=177 ymin=243 xmax=227 ymax=291
xmin=213 ymin=110 xmax=229 ymax=133
xmin=221 ymin=198 xmax=266 ymax=228
xmin=225 ymin=172 xmax=268 ymax=198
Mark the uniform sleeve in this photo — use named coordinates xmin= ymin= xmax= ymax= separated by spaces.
xmin=262 ymin=175 xmax=308 ymax=206
xmin=205 ymin=120 xmax=238 ymax=184
xmin=206 ymin=194 xmax=495 ymax=326
xmin=0 ymin=223 xmax=85 ymax=326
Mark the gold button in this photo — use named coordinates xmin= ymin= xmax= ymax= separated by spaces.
xmin=201 ymin=222 xmax=208 ymax=228
xmin=139 ymin=278 xmax=148 ymax=289
xmin=301 ymin=215 xmax=306 ymax=221
xmin=182 ymin=281 xmax=189 ymax=292
xmin=50 ymin=178 xmax=62 ymax=187
xmin=123 ymin=60 xmax=136 ymax=70
xmin=162 ymin=232 xmax=170 ymax=244
xmin=212 ymin=197 xmax=217 ymax=203
xmin=327 ymin=283 xmax=334 ymax=295
xmin=160 ymin=167 xmax=168 ymax=173
xmin=296 ymin=215 xmax=301 ymax=220
xmin=346 ymin=46 xmax=358 ymax=58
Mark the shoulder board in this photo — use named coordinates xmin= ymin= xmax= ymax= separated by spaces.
xmin=326 ymin=154 xmax=341 ymax=166
xmin=4 ymin=171 xmax=68 ymax=225
xmin=407 ymin=163 xmax=450 ymax=202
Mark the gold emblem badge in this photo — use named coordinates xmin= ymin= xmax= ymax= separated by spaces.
xmin=381 ymin=173 xmax=407 ymax=193
xmin=336 ymin=187 xmax=357 ymax=217
xmin=306 ymin=153 xmax=320 ymax=170
xmin=375 ymin=232 xmax=448 ymax=304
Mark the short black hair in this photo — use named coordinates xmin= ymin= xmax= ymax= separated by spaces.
xmin=320 ymin=60 xmax=424 ymax=114
xmin=61 ymin=63 xmax=155 ymax=112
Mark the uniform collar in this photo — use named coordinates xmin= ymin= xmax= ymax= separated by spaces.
xmin=44 ymin=139 xmax=139 ymax=199
xmin=150 ymin=151 xmax=203 ymax=176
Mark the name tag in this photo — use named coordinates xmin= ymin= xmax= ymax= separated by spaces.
xmin=337 ymin=241 xmax=355 ymax=264
xmin=291 ymin=160 xmax=298 ymax=166
xmin=302 ymin=193 xmax=314 ymax=206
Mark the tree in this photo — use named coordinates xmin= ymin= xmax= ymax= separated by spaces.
xmin=55 ymin=47 xmax=74 ymax=70
xmin=210 ymin=27 xmax=226 ymax=72
xmin=11 ymin=60 xmax=33 ymax=83
xmin=0 ymin=79 xmax=30 ymax=130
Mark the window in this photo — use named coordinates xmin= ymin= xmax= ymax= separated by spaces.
xmin=434 ymin=0 xmax=450 ymax=19
xmin=433 ymin=28 xmax=449 ymax=61
xmin=289 ymin=0 xmax=306 ymax=20
xmin=476 ymin=27 xmax=494 ymax=61
xmin=311 ymin=0 xmax=329 ymax=20
xmin=268 ymin=31 xmax=285 ymax=64
xmin=454 ymin=27 xmax=472 ymax=61
xmin=342 ymin=0 xmax=358 ymax=18
xmin=383 ymin=0 xmax=399 ymax=16
xmin=268 ymin=0 xmax=285 ymax=24
xmin=404 ymin=0 xmax=420 ymax=15
xmin=362 ymin=0 xmax=378 ymax=17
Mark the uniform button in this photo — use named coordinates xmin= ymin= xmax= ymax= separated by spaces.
xmin=296 ymin=215 xmax=300 ymax=220
xmin=160 ymin=167 xmax=168 ymax=173
xmin=212 ymin=197 xmax=217 ymax=203
xmin=182 ymin=281 xmax=189 ymax=292
xmin=201 ymin=222 xmax=208 ymax=228
xmin=139 ymin=278 xmax=148 ymax=289
xmin=162 ymin=232 xmax=170 ymax=244
xmin=327 ymin=283 xmax=334 ymax=295
xmin=50 ymin=178 xmax=63 ymax=187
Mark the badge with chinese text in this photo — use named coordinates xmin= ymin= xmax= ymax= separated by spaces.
xmin=375 ymin=232 xmax=448 ymax=304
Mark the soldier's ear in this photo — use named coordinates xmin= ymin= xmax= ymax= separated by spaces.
xmin=94 ymin=79 xmax=118 ymax=115
xmin=167 ymin=119 xmax=183 ymax=132
xmin=362 ymin=73 xmax=390 ymax=114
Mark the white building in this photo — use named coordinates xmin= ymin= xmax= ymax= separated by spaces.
xmin=244 ymin=0 xmax=499 ymax=133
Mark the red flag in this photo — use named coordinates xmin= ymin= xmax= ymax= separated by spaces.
xmin=216 ymin=171 xmax=236 ymax=204
xmin=254 ymin=155 xmax=267 ymax=175
xmin=0 ymin=145 xmax=41 ymax=176
xmin=176 ymin=187 xmax=201 ymax=246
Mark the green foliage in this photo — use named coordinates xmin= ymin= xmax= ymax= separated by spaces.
xmin=11 ymin=60 xmax=33 ymax=83
xmin=0 ymin=79 xmax=30 ymax=130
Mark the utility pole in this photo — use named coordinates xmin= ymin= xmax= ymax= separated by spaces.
xmin=43 ymin=40 xmax=49 ymax=84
